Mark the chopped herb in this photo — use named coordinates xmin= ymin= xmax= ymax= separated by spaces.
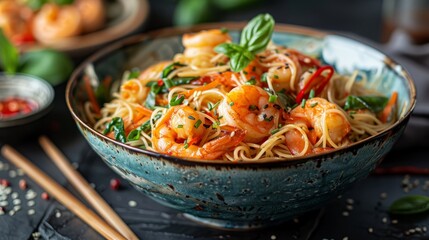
xmin=169 ymin=94 xmax=185 ymax=107
xmin=194 ymin=119 xmax=202 ymax=128
xmin=301 ymin=99 xmax=307 ymax=108
xmin=249 ymin=105 xmax=259 ymax=111
xmin=270 ymin=129 xmax=280 ymax=135
xmin=310 ymin=102 xmax=318 ymax=108
xmin=229 ymin=102 xmax=234 ymax=106
xmin=188 ymin=115 xmax=196 ymax=120
xmin=261 ymin=73 xmax=268 ymax=82
xmin=273 ymin=74 xmax=279 ymax=79
xmin=243 ymin=71 xmax=248 ymax=75
xmin=184 ymin=139 xmax=189 ymax=149
xmin=208 ymin=101 xmax=220 ymax=111
xmin=269 ymin=94 xmax=277 ymax=103
xmin=218 ymin=115 xmax=223 ymax=120
xmin=245 ymin=79 xmax=256 ymax=85
xmin=177 ymin=124 xmax=184 ymax=128
xmin=103 ymin=117 xmax=126 ymax=143
xmin=309 ymin=89 xmax=315 ymax=99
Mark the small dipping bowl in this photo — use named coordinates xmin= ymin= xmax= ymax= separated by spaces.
xmin=0 ymin=73 xmax=55 ymax=142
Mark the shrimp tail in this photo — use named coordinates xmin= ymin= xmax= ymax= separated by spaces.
xmin=201 ymin=126 xmax=246 ymax=159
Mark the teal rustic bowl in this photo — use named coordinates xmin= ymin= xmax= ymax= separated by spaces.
xmin=66 ymin=23 xmax=416 ymax=229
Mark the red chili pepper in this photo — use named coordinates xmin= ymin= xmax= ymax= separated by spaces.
xmin=295 ymin=65 xmax=334 ymax=104
xmin=157 ymin=79 xmax=164 ymax=86
xmin=12 ymin=33 xmax=35 ymax=45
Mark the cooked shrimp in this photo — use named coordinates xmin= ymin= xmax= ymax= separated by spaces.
xmin=258 ymin=48 xmax=302 ymax=92
xmin=152 ymin=106 xmax=245 ymax=160
xmin=75 ymin=0 xmax=105 ymax=33
xmin=175 ymin=29 xmax=231 ymax=68
xmin=286 ymin=97 xmax=351 ymax=149
xmin=32 ymin=4 xmax=82 ymax=43
xmin=218 ymin=85 xmax=281 ymax=143
xmin=0 ymin=1 xmax=34 ymax=43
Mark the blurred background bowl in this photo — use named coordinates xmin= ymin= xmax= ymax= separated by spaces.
xmin=20 ymin=0 xmax=149 ymax=58
xmin=66 ymin=23 xmax=416 ymax=229
xmin=0 ymin=73 xmax=54 ymax=142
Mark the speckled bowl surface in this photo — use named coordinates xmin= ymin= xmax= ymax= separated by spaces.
xmin=66 ymin=23 xmax=416 ymax=229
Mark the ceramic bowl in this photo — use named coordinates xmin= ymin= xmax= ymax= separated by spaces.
xmin=66 ymin=23 xmax=416 ymax=229
xmin=0 ymin=73 xmax=54 ymax=142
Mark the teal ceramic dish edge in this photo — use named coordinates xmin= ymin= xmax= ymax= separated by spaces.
xmin=66 ymin=23 xmax=416 ymax=229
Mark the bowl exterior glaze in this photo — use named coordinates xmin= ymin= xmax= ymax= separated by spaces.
xmin=67 ymin=23 xmax=416 ymax=229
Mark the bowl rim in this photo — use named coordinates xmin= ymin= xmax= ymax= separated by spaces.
xmin=66 ymin=22 xmax=417 ymax=167
xmin=0 ymin=72 xmax=55 ymax=127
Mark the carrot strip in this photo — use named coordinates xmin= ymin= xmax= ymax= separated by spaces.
xmin=83 ymin=75 xmax=101 ymax=114
xmin=183 ymin=80 xmax=220 ymax=98
xmin=380 ymin=91 xmax=398 ymax=123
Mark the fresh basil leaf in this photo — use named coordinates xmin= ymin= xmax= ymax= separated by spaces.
xmin=229 ymin=51 xmax=253 ymax=72
xmin=0 ymin=28 xmax=19 ymax=74
xmin=389 ymin=195 xmax=429 ymax=215
xmin=169 ymin=95 xmax=185 ymax=107
xmin=344 ymin=95 xmax=388 ymax=113
xmin=145 ymin=89 xmax=157 ymax=110
xmin=161 ymin=62 xmax=186 ymax=78
xmin=128 ymin=68 xmax=140 ymax=79
xmin=103 ymin=117 xmax=126 ymax=143
xmin=25 ymin=0 xmax=48 ymax=10
xmin=53 ymin=0 xmax=74 ymax=5
xmin=240 ymin=13 xmax=275 ymax=53
xmin=127 ymin=129 xmax=141 ymax=141
xmin=214 ymin=43 xmax=243 ymax=56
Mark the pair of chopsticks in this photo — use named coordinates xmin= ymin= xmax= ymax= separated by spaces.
xmin=1 ymin=136 xmax=139 ymax=240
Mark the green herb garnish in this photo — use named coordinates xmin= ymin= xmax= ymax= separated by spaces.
xmin=389 ymin=195 xmax=429 ymax=215
xmin=103 ymin=117 xmax=126 ymax=143
xmin=344 ymin=95 xmax=388 ymax=113
xmin=214 ymin=14 xmax=275 ymax=72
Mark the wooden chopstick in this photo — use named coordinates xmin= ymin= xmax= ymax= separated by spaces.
xmin=38 ymin=136 xmax=139 ymax=240
xmin=1 ymin=145 xmax=126 ymax=240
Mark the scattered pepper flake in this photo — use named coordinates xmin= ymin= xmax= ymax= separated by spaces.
xmin=110 ymin=178 xmax=121 ymax=190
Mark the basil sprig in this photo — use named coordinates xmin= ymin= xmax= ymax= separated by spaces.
xmin=389 ymin=195 xmax=429 ymax=215
xmin=215 ymin=13 xmax=274 ymax=72
xmin=344 ymin=95 xmax=388 ymax=113
xmin=0 ymin=28 xmax=19 ymax=74
xmin=103 ymin=117 xmax=126 ymax=143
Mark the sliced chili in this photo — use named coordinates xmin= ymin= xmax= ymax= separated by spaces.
xmin=295 ymin=65 xmax=334 ymax=104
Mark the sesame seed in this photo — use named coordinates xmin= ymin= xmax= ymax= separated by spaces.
xmin=415 ymin=227 xmax=422 ymax=233
xmin=391 ymin=219 xmax=398 ymax=224
xmin=346 ymin=205 xmax=353 ymax=211
xmin=11 ymin=192 xmax=18 ymax=199
xmin=8 ymin=170 xmax=16 ymax=178
xmin=271 ymin=235 xmax=277 ymax=240
xmin=342 ymin=237 xmax=349 ymax=240
xmin=346 ymin=198 xmax=354 ymax=205
xmin=55 ymin=211 xmax=62 ymax=218
xmin=293 ymin=218 xmax=299 ymax=223
xmin=423 ymin=226 xmax=427 ymax=232
xmin=28 ymin=209 xmax=35 ymax=216
xmin=0 ymin=201 xmax=8 ymax=207
xmin=380 ymin=192 xmax=387 ymax=199
xmin=382 ymin=217 xmax=387 ymax=223
xmin=342 ymin=211 xmax=349 ymax=217
xmin=128 ymin=200 xmax=137 ymax=207
xmin=368 ymin=227 xmax=373 ymax=233
xmin=8 ymin=210 xmax=15 ymax=216
xmin=27 ymin=200 xmax=35 ymax=207
xmin=13 ymin=205 xmax=21 ymax=212
xmin=17 ymin=169 xmax=24 ymax=176
xmin=13 ymin=199 xmax=21 ymax=205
